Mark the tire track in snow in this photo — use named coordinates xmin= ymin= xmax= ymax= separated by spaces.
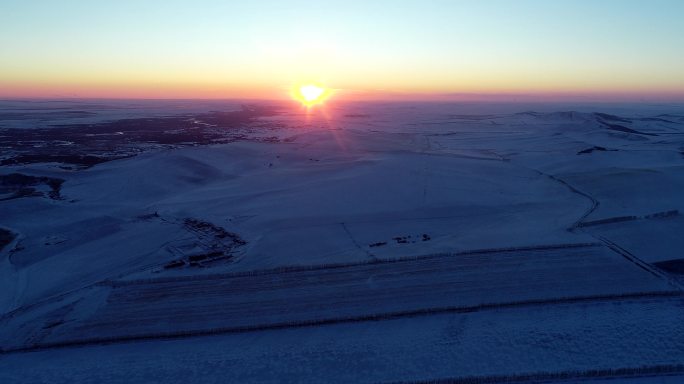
xmin=1 ymin=291 xmax=679 ymax=355
xmin=340 ymin=222 xmax=377 ymax=260
xmin=512 ymin=160 xmax=682 ymax=291
xmin=392 ymin=364 xmax=684 ymax=384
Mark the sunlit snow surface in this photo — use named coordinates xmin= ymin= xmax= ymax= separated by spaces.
xmin=1 ymin=99 xmax=683 ymax=383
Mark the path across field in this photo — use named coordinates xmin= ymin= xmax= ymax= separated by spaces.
xmin=2 ymin=243 xmax=675 ymax=352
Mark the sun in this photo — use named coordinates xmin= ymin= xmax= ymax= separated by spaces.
xmin=300 ymin=85 xmax=324 ymax=102
xmin=292 ymin=84 xmax=331 ymax=107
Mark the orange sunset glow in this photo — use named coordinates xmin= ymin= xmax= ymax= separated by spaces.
xmin=1 ymin=1 xmax=683 ymax=101
xmin=2 ymin=1 xmax=684 ymax=382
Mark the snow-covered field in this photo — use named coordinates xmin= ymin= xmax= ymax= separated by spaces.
xmin=1 ymin=297 xmax=683 ymax=383
xmin=1 ymin=100 xmax=683 ymax=382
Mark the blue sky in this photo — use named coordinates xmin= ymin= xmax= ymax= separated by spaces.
xmin=1 ymin=0 xmax=683 ymax=99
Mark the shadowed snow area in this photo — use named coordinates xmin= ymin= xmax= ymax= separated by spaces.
xmin=1 ymin=100 xmax=683 ymax=383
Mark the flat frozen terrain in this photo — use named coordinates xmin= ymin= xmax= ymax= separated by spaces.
xmin=2 ymin=297 xmax=684 ymax=384
xmin=1 ymin=100 xmax=683 ymax=382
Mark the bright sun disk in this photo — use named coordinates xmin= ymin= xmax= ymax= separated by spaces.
xmin=294 ymin=84 xmax=329 ymax=106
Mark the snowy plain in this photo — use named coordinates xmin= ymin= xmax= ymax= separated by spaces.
xmin=1 ymin=99 xmax=683 ymax=383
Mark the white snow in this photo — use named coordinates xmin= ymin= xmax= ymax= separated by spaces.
xmin=1 ymin=100 xmax=683 ymax=382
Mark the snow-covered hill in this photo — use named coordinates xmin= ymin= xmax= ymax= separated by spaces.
xmin=1 ymin=100 xmax=683 ymax=383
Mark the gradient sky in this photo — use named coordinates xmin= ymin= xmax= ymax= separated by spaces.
xmin=1 ymin=0 xmax=683 ymax=100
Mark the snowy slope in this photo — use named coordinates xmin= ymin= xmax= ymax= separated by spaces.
xmin=1 ymin=100 xmax=683 ymax=382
